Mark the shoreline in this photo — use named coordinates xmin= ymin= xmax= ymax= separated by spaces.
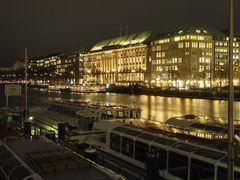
xmin=106 ymin=85 xmax=240 ymax=101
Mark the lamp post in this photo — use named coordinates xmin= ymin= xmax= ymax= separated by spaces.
xmin=228 ymin=0 xmax=234 ymax=179
xmin=24 ymin=48 xmax=28 ymax=126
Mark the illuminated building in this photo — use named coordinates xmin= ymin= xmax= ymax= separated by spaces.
xmin=5 ymin=28 xmax=240 ymax=90
xmin=83 ymin=31 xmax=155 ymax=85
xmin=28 ymin=54 xmax=59 ymax=85
xmin=151 ymin=28 xmax=214 ymax=89
xmin=56 ymin=51 xmax=84 ymax=85
xmin=28 ymin=50 xmax=84 ymax=86
xmin=214 ymin=35 xmax=240 ymax=87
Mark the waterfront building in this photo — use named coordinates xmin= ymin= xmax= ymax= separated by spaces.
xmin=214 ymin=34 xmax=240 ymax=87
xmin=83 ymin=31 xmax=155 ymax=85
xmin=28 ymin=54 xmax=59 ymax=85
xmin=151 ymin=27 xmax=214 ymax=89
xmin=28 ymin=50 xmax=84 ymax=86
xmin=3 ymin=28 xmax=240 ymax=90
xmin=57 ymin=50 xmax=84 ymax=85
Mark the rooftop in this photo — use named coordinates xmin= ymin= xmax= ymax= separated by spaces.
xmin=2 ymin=136 xmax=124 ymax=180
xmin=155 ymin=27 xmax=226 ymax=41
xmin=112 ymin=124 xmax=229 ymax=163
xmin=91 ymin=31 xmax=154 ymax=52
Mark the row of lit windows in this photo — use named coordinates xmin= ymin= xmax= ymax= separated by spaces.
xmin=191 ymin=42 xmax=212 ymax=49
xmin=155 ymin=58 xmax=183 ymax=65
xmin=215 ymin=48 xmax=239 ymax=54
xmin=117 ymin=73 xmax=144 ymax=81
xmin=88 ymin=50 xmax=147 ymax=60
xmin=56 ymin=64 xmax=73 ymax=68
xmin=215 ymin=41 xmax=239 ymax=47
xmin=118 ymin=57 xmax=145 ymax=64
xmin=119 ymin=52 xmax=146 ymax=57
xmin=159 ymin=65 xmax=178 ymax=71
xmin=174 ymin=35 xmax=209 ymax=42
xmin=156 ymin=52 xmax=165 ymax=58
xmin=234 ymin=55 xmax=240 ymax=60
xmin=199 ymin=58 xmax=210 ymax=63
xmin=37 ymin=63 xmax=43 ymax=67
xmin=154 ymin=42 xmax=213 ymax=49
xmin=191 ymin=65 xmax=210 ymax=71
xmin=158 ymin=38 xmax=170 ymax=44
xmin=155 ymin=35 xmax=211 ymax=45
xmin=215 ymin=48 xmax=228 ymax=53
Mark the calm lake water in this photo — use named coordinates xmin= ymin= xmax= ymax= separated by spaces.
xmin=1 ymin=86 xmax=240 ymax=123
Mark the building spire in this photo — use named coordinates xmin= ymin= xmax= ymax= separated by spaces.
xmin=119 ymin=26 xmax=122 ymax=37
xmin=125 ymin=25 xmax=128 ymax=35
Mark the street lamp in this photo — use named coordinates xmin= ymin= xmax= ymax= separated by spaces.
xmin=228 ymin=0 xmax=234 ymax=179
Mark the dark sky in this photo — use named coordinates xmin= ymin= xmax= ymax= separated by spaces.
xmin=0 ymin=0 xmax=239 ymax=67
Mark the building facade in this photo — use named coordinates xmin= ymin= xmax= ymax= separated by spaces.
xmin=28 ymin=54 xmax=59 ymax=85
xmin=28 ymin=50 xmax=84 ymax=86
xmin=83 ymin=31 xmax=155 ymax=85
xmin=214 ymin=36 xmax=240 ymax=87
xmin=57 ymin=51 xmax=83 ymax=85
xmin=151 ymin=28 xmax=214 ymax=89
xmin=3 ymin=28 xmax=240 ymax=90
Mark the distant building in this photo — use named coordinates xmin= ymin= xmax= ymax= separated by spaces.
xmin=151 ymin=27 xmax=214 ymax=89
xmin=57 ymin=51 xmax=84 ymax=85
xmin=83 ymin=31 xmax=155 ymax=85
xmin=28 ymin=50 xmax=84 ymax=86
xmin=28 ymin=54 xmax=59 ymax=85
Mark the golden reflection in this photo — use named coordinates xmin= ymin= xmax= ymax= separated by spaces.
xmin=46 ymin=92 xmax=240 ymax=122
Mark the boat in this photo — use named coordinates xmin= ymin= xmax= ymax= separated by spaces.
xmin=162 ymin=114 xmax=240 ymax=141
xmin=27 ymin=101 xmax=240 ymax=179
xmin=83 ymin=122 xmax=240 ymax=180
xmin=0 ymin=135 xmax=125 ymax=180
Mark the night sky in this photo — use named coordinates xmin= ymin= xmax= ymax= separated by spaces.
xmin=0 ymin=0 xmax=239 ymax=67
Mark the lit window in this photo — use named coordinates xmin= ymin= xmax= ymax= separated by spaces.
xmin=178 ymin=58 xmax=183 ymax=63
xmin=174 ymin=37 xmax=180 ymax=41
xmin=199 ymin=42 xmax=205 ymax=48
xmin=192 ymin=42 xmax=198 ymax=48
xmin=206 ymin=43 xmax=212 ymax=49
xmin=156 ymin=46 xmax=161 ymax=51
xmin=180 ymin=36 xmax=186 ymax=40
xmin=178 ymin=43 xmax=184 ymax=48
xmin=190 ymin=36 xmax=197 ymax=40
xmin=156 ymin=52 xmax=161 ymax=58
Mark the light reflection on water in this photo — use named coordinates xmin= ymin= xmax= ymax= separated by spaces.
xmin=46 ymin=92 xmax=240 ymax=123
xmin=2 ymin=87 xmax=240 ymax=123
